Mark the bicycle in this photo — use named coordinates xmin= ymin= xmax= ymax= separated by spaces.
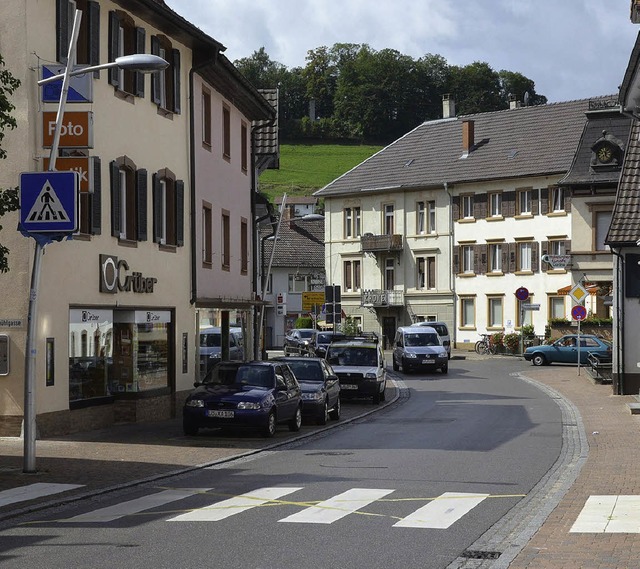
xmin=474 ymin=333 xmax=496 ymax=355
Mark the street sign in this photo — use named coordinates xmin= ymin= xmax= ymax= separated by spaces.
xmin=571 ymin=305 xmax=587 ymax=321
xmin=19 ymin=171 xmax=79 ymax=234
xmin=515 ymin=287 xmax=529 ymax=301
xmin=43 ymin=156 xmax=95 ymax=193
xmin=569 ymin=283 xmax=589 ymax=305
xmin=523 ymin=303 xmax=540 ymax=310
xmin=41 ymin=64 xmax=93 ymax=103
xmin=42 ymin=111 xmax=93 ymax=148
xmin=302 ymin=291 xmax=325 ymax=311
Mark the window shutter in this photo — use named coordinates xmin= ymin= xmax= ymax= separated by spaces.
xmin=541 ymin=240 xmax=548 ymax=272
xmin=532 ymin=242 xmax=539 ymax=272
xmin=532 ymin=189 xmax=539 ymax=215
xmin=108 ymin=11 xmax=119 ymax=87
xmin=452 ymin=195 xmax=460 ymax=221
xmin=172 ymin=48 xmax=181 ymax=114
xmin=452 ymin=246 xmax=460 ymax=275
xmin=151 ymin=36 xmax=161 ymax=105
xmin=56 ymin=0 xmax=69 ymax=63
xmin=110 ymin=160 xmax=121 ymax=237
xmin=505 ymin=191 xmax=516 ymax=217
xmin=565 ymin=239 xmax=571 ymax=253
xmin=508 ymin=242 xmax=516 ymax=273
xmin=88 ymin=1 xmax=100 ymax=73
xmin=176 ymin=180 xmax=184 ymax=246
xmin=91 ymin=157 xmax=101 ymax=235
xmin=476 ymin=193 xmax=487 ymax=218
xmin=152 ymin=174 xmax=162 ymax=243
xmin=474 ymin=245 xmax=482 ymax=274
xmin=502 ymin=245 xmax=509 ymax=273
xmin=540 ymin=188 xmax=549 ymax=215
xmin=480 ymin=244 xmax=488 ymax=274
xmin=565 ymin=191 xmax=572 ymax=213
xmin=135 ymin=27 xmax=146 ymax=97
xmin=136 ymin=169 xmax=148 ymax=241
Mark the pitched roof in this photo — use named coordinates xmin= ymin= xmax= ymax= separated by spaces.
xmin=261 ymin=219 xmax=325 ymax=268
xmin=314 ymin=97 xmax=613 ymax=197
xmin=606 ymin=119 xmax=640 ymax=246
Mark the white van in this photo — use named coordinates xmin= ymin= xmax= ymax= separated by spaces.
xmin=199 ymin=327 xmax=244 ymax=377
xmin=393 ymin=326 xmax=448 ymax=374
xmin=411 ymin=321 xmax=451 ymax=359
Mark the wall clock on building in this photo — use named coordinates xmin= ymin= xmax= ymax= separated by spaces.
xmin=596 ymin=145 xmax=613 ymax=164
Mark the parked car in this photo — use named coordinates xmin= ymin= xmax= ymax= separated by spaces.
xmin=393 ymin=325 xmax=448 ymax=374
xmin=183 ymin=361 xmax=302 ymax=437
xmin=273 ymin=356 xmax=341 ymax=424
xmin=325 ymin=333 xmax=387 ymax=404
xmin=199 ymin=327 xmax=244 ymax=378
xmin=523 ymin=334 xmax=612 ymax=366
xmin=411 ymin=321 xmax=451 ymax=359
xmin=311 ymin=330 xmax=346 ymax=358
xmin=283 ymin=328 xmax=316 ymax=355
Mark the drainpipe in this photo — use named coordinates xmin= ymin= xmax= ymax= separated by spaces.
xmin=610 ymin=247 xmax=625 ymax=394
xmin=444 ymin=182 xmax=456 ymax=347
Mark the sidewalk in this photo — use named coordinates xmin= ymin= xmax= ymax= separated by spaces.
xmin=2 ymin=358 xmax=640 ymax=568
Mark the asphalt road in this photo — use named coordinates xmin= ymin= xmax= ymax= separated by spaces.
xmin=0 ymin=358 xmax=562 ymax=569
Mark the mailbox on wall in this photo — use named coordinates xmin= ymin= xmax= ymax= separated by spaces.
xmin=0 ymin=335 xmax=8 ymax=375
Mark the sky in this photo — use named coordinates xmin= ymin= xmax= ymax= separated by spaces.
xmin=163 ymin=0 xmax=639 ymax=104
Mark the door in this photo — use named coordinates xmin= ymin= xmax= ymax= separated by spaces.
xmin=382 ymin=317 xmax=396 ymax=350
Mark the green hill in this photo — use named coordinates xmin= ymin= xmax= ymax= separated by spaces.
xmin=258 ymin=143 xmax=383 ymax=202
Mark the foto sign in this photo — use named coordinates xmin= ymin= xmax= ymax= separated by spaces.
xmin=42 ymin=111 xmax=93 ymax=148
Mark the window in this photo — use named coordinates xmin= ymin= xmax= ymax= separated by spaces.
xmin=241 ymin=122 xmax=248 ymax=172
xmin=489 ymin=243 xmax=502 ymax=273
xmin=462 ymin=194 xmax=474 ymax=219
xmin=549 ymin=296 xmax=565 ymax=320
xmin=108 ymin=11 xmax=145 ymax=97
xmin=384 ymin=204 xmax=394 ymax=235
xmin=384 ymin=258 xmax=395 ymax=290
xmin=153 ymin=170 xmax=184 ymax=247
xmin=343 ymin=260 xmax=361 ymax=292
xmin=344 ymin=207 xmax=361 ymax=238
xmin=517 ymin=242 xmax=532 ymax=272
xmin=222 ymin=105 xmax=231 ymax=159
xmin=517 ymin=189 xmax=532 ymax=215
xmin=222 ymin=211 xmax=230 ymax=270
xmin=57 ymin=0 xmax=100 ymax=67
xmin=460 ymin=297 xmax=475 ymax=328
xmin=462 ymin=245 xmax=474 ymax=274
xmin=595 ymin=210 xmax=612 ymax=251
xmin=417 ymin=200 xmax=436 ymax=234
xmin=288 ymin=274 xmax=312 ymax=293
xmin=488 ymin=192 xmax=502 ymax=217
xmin=202 ymin=203 xmax=212 ymax=265
xmin=517 ymin=297 xmax=534 ymax=327
xmin=241 ymin=219 xmax=248 ymax=274
xmin=416 ymin=256 xmax=436 ymax=289
xmin=549 ymin=240 xmax=566 ymax=256
xmin=551 ymin=187 xmax=565 ymax=212
xmin=110 ymin=158 xmax=146 ymax=242
xmin=202 ymin=89 xmax=211 ymax=147
xmin=488 ymin=297 xmax=503 ymax=328
xmin=151 ymin=35 xmax=181 ymax=114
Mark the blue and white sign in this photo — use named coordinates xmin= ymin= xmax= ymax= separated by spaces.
xmin=20 ymin=171 xmax=79 ymax=234
xmin=41 ymin=65 xmax=93 ymax=103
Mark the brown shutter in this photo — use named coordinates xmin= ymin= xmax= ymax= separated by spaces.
xmin=476 ymin=193 xmax=487 ymax=219
xmin=474 ymin=245 xmax=482 ymax=274
xmin=452 ymin=195 xmax=460 ymax=221
xmin=502 ymin=245 xmax=510 ymax=273
xmin=56 ymin=0 xmax=69 ymax=63
xmin=88 ymin=1 xmax=101 ymax=73
xmin=532 ymin=189 xmax=539 ymax=215
xmin=505 ymin=191 xmax=516 ymax=217
xmin=172 ymin=48 xmax=181 ymax=114
xmin=152 ymin=173 xmax=162 ymax=243
xmin=136 ymin=169 xmax=148 ymax=241
xmin=110 ymin=160 xmax=121 ymax=237
xmin=135 ymin=27 xmax=146 ymax=97
xmin=452 ymin=246 xmax=460 ymax=275
xmin=565 ymin=239 xmax=571 ymax=253
xmin=176 ymin=180 xmax=184 ymax=247
xmin=108 ymin=11 xmax=120 ymax=87
xmin=541 ymin=240 xmax=548 ymax=272
xmin=151 ymin=36 xmax=161 ymax=105
xmin=565 ymin=191 xmax=572 ymax=212
xmin=480 ymin=244 xmax=488 ymax=274
xmin=509 ymin=242 xmax=517 ymax=273
xmin=90 ymin=157 xmax=101 ymax=235
xmin=540 ymin=188 xmax=549 ymax=215
xmin=532 ymin=242 xmax=539 ymax=272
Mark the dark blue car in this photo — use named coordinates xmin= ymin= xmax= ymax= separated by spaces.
xmin=183 ymin=361 xmax=302 ymax=437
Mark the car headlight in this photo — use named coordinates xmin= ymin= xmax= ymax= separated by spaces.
xmin=185 ymin=399 xmax=204 ymax=408
xmin=237 ymin=401 xmax=262 ymax=410
xmin=302 ymin=392 xmax=323 ymax=401
xmin=404 ymin=352 xmax=418 ymax=358
xmin=365 ymin=372 xmax=378 ymax=379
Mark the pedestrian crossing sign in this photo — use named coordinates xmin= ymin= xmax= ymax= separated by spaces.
xmin=19 ymin=171 xmax=78 ymax=234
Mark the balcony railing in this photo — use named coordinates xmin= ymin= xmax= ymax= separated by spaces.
xmin=360 ymin=234 xmax=403 ymax=253
xmin=361 ymin=289 xmax=404 ymax=307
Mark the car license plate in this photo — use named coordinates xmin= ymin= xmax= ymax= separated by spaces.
xmin=422 ymin=359 xmax=435 ymax=364
xmin=341 ymin=384 xmax=358 ymax=390
xmin=206 ymin=410 xmax=234 ymax=418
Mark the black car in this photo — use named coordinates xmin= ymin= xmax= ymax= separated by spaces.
xmin=311 ymin=331 xmax=346 ymax=358
xmin=183 ymin=361 xmax=302 ymax=437
xmin=273 ymin=356 xmax=341 ymax=425
xmin=283 ymin=328 xmax=316 ymax=355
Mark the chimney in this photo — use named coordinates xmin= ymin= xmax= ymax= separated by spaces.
xmin=508 ymin=94 xmax=521 ymax=110
xmin=442 ymin=94 xmax=455 ymax=118
xmin=462 ymin=120 xmax=475 ymax=154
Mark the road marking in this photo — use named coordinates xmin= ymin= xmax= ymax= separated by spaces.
xmin=61 ymin=488 xmax=212 ymax=523
xmin=393 ymin=492 xmax=490 ymax=529
xmin=571 ymin=495 xmax=640 ymax=533
xmin=167 ymin=487 xmax=302 ymax=522
xmin=279 ymin=488 xmax=394 ymax=524
xmin=0 ymin=483 xmax=84 ymax=508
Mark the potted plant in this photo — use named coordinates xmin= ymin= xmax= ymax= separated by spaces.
xmin=490 ymin=332 xmax=505 ymax=353
xmin=503 ymin=332 xmax=520 ymax=354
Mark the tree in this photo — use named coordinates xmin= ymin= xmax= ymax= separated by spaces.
xmin=498 ymin=70 xmax=547 ymax=107
xmin=449 ymin=61 xmax=504 ymax=115
xmin=0 ymin=54 xmax=21 ymax=273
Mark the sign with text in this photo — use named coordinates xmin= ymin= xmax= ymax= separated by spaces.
xmin=42 ymin=111 xmax=93 ymax=148
xmin=302 ymin=291 xmax=325 ymax=311
xmin=43 ymin=156 xmax=95 ymax=193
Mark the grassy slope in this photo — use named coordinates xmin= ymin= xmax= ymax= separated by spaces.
xmin=258 ymin=143 xmax=383 ymax=201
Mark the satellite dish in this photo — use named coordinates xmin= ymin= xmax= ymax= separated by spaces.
xmin=523 ymin=92 xmax=530 ymax=106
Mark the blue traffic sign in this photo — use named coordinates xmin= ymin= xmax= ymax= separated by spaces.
xmin=515 ymin=286 xmax=529 ymax=301
xmin=571 ymin=305 xmax=587 ymax=321
xmin=20 ymin=171 xmax=79 ymax=234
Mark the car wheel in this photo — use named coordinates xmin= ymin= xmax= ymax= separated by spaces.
xmin=372 ymin=388 xmax=381 ymax=405
xmin=330 ymin=397 xmax=341 ymax=420
xmin=289 ymin=406 xmax=302 ymax=431
xmin=380 ymin=384 xmax=386 ymax=401
xmin=183 ymin=418 xmax=199 ymax=436
xmin=263 ymin=411 xmax=277 ymax=438
xmin=441 ymin=364 xmax=448 ymax=374
xmin=532 ymin=353 xmax=547 ymax=366
xmin=317 ymin=401 xmax=329 ymax=425
xmin=392 ymin=357 xmax=399 ymax=371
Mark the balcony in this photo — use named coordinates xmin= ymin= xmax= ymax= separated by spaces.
xmin=361 ymin=289 xmax=404 ymax=307
xmin=360 ymin=234 xmax=403 ymax=253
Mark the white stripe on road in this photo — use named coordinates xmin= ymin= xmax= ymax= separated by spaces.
xmin=62 ymin=488 xmax=212 ymax=523
xmin=571 ymin=495 xmax=640 ymax=533
xmin=393 ymin=492 xmax=490 ymax=529
xmin=167 ymin=487 xmax=302 ymax=522
xmin=0 ymin=483 xmax=84 ymax=508
xmin=279 ymin=488 xmax=394 ymax=524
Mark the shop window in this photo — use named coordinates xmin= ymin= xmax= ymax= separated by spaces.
xmin=151 ymin=35 xmax=181 ymax=114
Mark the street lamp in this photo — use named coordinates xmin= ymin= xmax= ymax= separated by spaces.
xmin=22 ymin=9 xmax=168 ymax=473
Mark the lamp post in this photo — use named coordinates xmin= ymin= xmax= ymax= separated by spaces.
xmin=22 ymin=9 xmax=168 ymax=472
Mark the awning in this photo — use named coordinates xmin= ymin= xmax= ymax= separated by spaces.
xmin=556 ymin=284 xmax=599 ymax=296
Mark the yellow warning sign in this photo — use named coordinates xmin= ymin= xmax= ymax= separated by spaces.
xmin=302 ymin=292 xmax=325 ymax=311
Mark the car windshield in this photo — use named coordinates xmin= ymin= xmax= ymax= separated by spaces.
xmin=203 ymin=364 xmax=273 ymax=388
xmin=285 ymin=361 xmax=323 ymax=382
xmin=200 ymin=333 xmax=221 ymax=348
xmin=327 ymin=346 xmax=377 ymax=367
xmin=404 ymin=333 xmax=439 ymax=347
